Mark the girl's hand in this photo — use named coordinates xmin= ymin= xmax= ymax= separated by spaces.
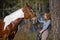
xmin=32 ymin=17 xmax=37 ymax=21
xmin=40 ymin=30 xmax=44 ymax=33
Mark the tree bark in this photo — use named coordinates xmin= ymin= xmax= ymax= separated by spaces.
xmin=49 ymin=0 xmax=60 ymax=40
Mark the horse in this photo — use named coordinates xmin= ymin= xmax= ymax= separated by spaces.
xmin=0 ymin=5 xmax=37 ymax=40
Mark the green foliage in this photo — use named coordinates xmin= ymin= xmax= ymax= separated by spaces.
xmin=2 ymin=0 xmax=49 ymax=13
xmin=44 ymin=0 xmax=49 ymax=4
xmin=3 ymin=0 xmax=18 ymax=8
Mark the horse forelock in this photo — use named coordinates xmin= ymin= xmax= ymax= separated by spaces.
xmin=27 ymin=5 xmax=32 ymax=10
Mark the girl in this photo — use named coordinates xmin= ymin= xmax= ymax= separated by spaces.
xmin=38 ymin=13 xmax=51 ymax=40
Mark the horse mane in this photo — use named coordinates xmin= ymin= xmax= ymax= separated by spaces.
xmin=23 ymin=3 xmax=32 ymax=10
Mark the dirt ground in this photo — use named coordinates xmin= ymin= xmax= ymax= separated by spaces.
xmin=13 ymin=32 xmax=37 ymax=40
xmin=13 ymin=23 xmax=37 ymax=40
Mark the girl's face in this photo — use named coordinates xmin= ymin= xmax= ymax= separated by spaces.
xmin=43 ymin=13 xmax=48 ymax=20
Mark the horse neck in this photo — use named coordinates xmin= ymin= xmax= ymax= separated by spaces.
xmin=14 ymin=18 xmax=23 ymax=25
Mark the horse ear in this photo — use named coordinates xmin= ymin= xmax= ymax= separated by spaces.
xmin=26 ymin=3 xmax=32 ymax=9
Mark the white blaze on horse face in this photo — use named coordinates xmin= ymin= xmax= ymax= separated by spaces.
xmin=4 ymin=8 xmax=24 ymax=30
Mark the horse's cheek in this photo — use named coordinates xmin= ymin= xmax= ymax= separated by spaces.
xmin=24 ymin=13 xmax=28 ymax=19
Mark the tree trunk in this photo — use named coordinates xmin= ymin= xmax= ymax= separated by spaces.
xmin=49 ymin=0 xmax=60 ymax=40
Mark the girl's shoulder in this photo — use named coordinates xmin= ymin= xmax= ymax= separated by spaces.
xmin=47 ymin=20 xmax=51 ymax=24
xmin=46 ymin=20 xmax=51 ymax=22
xmin=44 ymin=20 xmax=51 ymax=23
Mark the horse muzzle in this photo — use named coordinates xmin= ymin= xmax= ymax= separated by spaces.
xmin=31 ymin=17 xmax=37 ymax=21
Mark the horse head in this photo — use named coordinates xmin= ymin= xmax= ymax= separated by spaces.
xmin=23 ymin=5 xmax=37 ymax=21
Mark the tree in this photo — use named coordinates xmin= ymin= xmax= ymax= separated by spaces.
xmin=49 ymin=0 xmax=60 ymax=40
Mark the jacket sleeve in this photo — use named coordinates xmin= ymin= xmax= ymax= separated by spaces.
xmin=38 ymin=19 xmax=44 ymax=23
xmin=42 ymin=20 xmax=51 ymax=31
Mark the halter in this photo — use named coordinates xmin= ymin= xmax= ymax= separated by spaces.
xmin=28 ymin=8 xmax=36 ymax=19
